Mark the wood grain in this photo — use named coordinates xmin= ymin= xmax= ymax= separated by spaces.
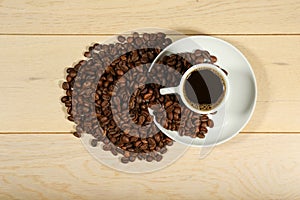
xmin=0 ymin=35 xmax=299 ymax=133
xmin=0 ymin=134 xmax=299 ymax=200
xmin=0 ymin=0 xmax=299 ymax=34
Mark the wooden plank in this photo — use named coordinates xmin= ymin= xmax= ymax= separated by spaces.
xmin=0 ymin=134 xmax=299 ymax=199
xmin=0 ymin=0 xmax=299 ymax=34
xmin=0 ymin=35 xmax=299 ymax=132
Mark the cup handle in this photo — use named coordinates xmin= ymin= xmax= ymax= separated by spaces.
xmin=160 ymin=86 xmax=180 ymax=95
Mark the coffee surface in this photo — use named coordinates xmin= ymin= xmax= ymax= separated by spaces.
xmin=183 ymin=69 xmax=224 ymax=110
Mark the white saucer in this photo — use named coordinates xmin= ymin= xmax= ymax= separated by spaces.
xmin=149 ymin=36 xmax=257 ymax=147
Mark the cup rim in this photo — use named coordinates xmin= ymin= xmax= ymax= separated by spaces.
xmin=178 ymin=63 xmax=230 ymax=114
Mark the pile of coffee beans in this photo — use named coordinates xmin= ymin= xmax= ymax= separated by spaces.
xmin=61 ymin=32 xmax=220 ymax=163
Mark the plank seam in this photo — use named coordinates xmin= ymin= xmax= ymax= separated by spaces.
xmin=0 ymin=132 xmax=299 ymax=134
xmin=0 ymin=33 xmax=299 ymax=36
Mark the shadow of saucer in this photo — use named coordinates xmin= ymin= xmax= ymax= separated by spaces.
xmin=217 ymin=36 xmax=268 ymax=132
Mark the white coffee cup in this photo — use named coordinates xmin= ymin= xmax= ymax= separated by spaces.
xmin=160 ymin=63 xmax=229 ymax=114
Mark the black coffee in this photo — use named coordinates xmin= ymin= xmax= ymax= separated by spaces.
xmin=183 ymin=68 xmax=225 ymax=111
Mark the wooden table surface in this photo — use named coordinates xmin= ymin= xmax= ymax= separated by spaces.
xmin=0 ymin=0 xmax=299 ymax=199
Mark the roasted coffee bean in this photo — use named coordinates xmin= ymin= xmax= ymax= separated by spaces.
xmin=116 ymin=69 xmax=124 ymax=76
xmin=200 ymin=127 xmax=208 ymax=134
xmin=148 ymin=138 xmax=156 ymax=146
xmin=155 ymin=154 xmax=163 ymax=162
xmin=127 ymin=36 xmax=134 ymax=43
xmin=67 ymin=115 xmax=74 ymax=122
xmin=211 ymin=55 xmax=217 ymax=63
xmin=91 ymin=139 xmax=98 ymax=147
xmin=133 ymin=32 xmax=139 ymax=38
xmin=117 ymin=35 xmax=126 ymax=43
xmin=135 ymin=37 xmax=143 ymax=46
xmin=103 ymin=144 xmax=111 ymax=151
xmin=143 ymin=93 xmax=152 ymax=100
xmin=124 ymin=151 xmax=130 ymax=158
xmin=73 ymin=132 xmax=81 ymax=138
xmin=121 ymin=157 xmax=129 ymax=164
xmin=66 ymin=90 xmax=72 ymax=97
xmin=160 ymin=147 xmax=167 ymax=154
xmin=129 ymin=156 xmax=136 ymax=162
xmin=84 ymin=51 xmax=91 ymax=58
xmin=154 ymin=134 xmax=161 ymax=142
xmin=121 ymin=135 xmax=130 ymax=143
xmin=200 ymin=115 xmax=209 ymax=122
xmin=207 ymin=119 xmax=214 ymax=128
xmin=116 ymin=147 xmax=124 ymax=154
xmin=111 ymin=148 xmax=118 ymax=156
xmin=62 ymin=82 xmax=69 ymax=90
xmin=197 ymin=132 xmax=205 ymax=138
xmin=146 ymin=155 xmax=154 ymax=162
xmin=69 ymin=70 xmax=77 ymax=78
xmin=165 ymin=100 xmax=173 ymax=108
xmin=61 ymin=96 xmax=69 ymax=103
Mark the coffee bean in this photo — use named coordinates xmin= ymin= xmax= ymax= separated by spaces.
xmin=129 ymin=156 xmax=136 ymax=162
xmin=148 ymin=138 xmax=156 ymax=147
xmin=66 ymin=90 xmax=72 ymax=97
xmin=138 ymin=115 xmax=145 ymax=125
xmin=154 ymin=134 xmax=161 ymax=142
xmin=143 ymin=33 xmax=150 ymax=41
xmin=197 ymin=132 xmax=205 ymax=138
xmin=116 ymin=69 xmax=124 ymax=76
xmin=201 ymin=122 xmax=208 ymax=128
xmin=73 ymin=132 xmax=81 ymax=138
xmin=84 ymin=51 xmax=91 ymax=58
xmin=174 ymin=107 xmax=181 ymax=114
xmin=117 ymin=35 xmax=126 ymax=43
xmin=127 ymin=37 xmax=134 ymax=43
xmin=149 ymin=33 xmax=157 ymax=41
xmin=155 ymin=154 xmax=163 ymax=162
xmin=207 ymin=119 xmax=214 ymax=128
xmin=157 ymin=32 xmax=166 ymax=39
xmin=135 ymin=37 xmax=143 ymax=46
xmin=111 ymin=148 xmax=118 ymax=156
xmin=143 ymin=93 xmax=152 ymax=100
xmin=165 ymin=101 xmax=173 ymax=108
xmin=133 ymin=32 xmax=139 ymax=38
xmin=160 ymin=147 xmax=167 ymax=154
xmin=137 ymin=154 xmax=144 ymax=160
xmin=62 ymin=82 xmax=69 ymax=90
xmin=200 ymin=127 xmax=208 ymax=134
xmin=200 ymin=115 xmax=209 ymax=122
xmin=61 ymin=96 xmax=69 ymax=103
xmin=135 ymin=141 xmax=141 ymax=147
xmin=121 ymin=157 xmax=129 ymax=164
xmin=121 ymin=135 xmax=130 ymax=143
xmin=116 ymin=147 xmax=124 ymax=154
xmin=67 ymin=116 xmax=74 ymax=122
xmin=103 ymin=144 xmax=111 ymax=151
xmin=102 ymin=94 xmax=110 ymax=100
xmin=69 ymin=70 xmax=77 ymax=78
xmin=211 ymin=55 xmax=217 ymax=63
xmin=124 ymin=151 xmax=130 ymax=158
xmin=146 ymin=155 xmax=154 ymax=162
xmin=91 ymin=139 xmax=98 ymax=147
